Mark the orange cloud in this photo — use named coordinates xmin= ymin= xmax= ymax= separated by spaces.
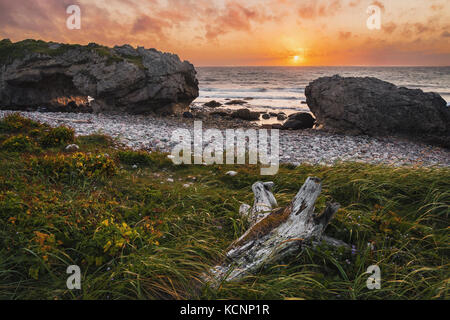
xmin=371 ymin=1 xmax=385 ymax=12
xmin=131 ymin=15 xmax=171 ymax=36
xmin=205 ymin=1 xmax=274 ymax=40
xmin=297 ymin=0 xmax=342 ymax=19
xmin=0 ymin=0 xmax=448 ymax=66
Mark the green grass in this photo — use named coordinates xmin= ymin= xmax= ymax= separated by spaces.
xmin=0 ymin=39 xmax=144 ymax=69
xmin=0 ymin=39 xmax=80 ymax=64
xmin=0 ymin=114 xmax=448 ymax=300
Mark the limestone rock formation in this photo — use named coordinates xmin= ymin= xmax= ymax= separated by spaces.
xmin=0 ymin=39 xmax=199 ymax=114
xmin=305 ymin=75 xmax=449 ymax=136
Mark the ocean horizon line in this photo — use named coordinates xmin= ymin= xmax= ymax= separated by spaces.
xmin=196 ymin=65 xmax=450 ymax=68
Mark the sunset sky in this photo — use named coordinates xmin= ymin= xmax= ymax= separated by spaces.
xmin=0 ymin=0 xmax=449 ymax=66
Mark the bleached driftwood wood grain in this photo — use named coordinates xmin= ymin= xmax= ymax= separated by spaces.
xmin=239 ymin=181 xmax=277 ymax=226
xmin=207 ymin=177 xmax=347 ymax=284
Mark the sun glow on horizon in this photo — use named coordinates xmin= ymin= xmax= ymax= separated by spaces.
xmin=290 ymin=53 xmax=305 ymax=65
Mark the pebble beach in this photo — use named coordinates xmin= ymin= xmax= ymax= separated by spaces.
xmin=2 ymin=110 xmax=448 ymax=168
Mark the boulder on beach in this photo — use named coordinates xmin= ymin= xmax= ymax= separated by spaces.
xmin=0 ymin=39 xmax=199 ymax=114
xmin=231 ymin=108 xmax=260 ymax=121
xmin=282 ymin=112 xmax=315 ymax=130
xmin=225 ymin=100 xmax=248 ymax=106
xmin=277 ymin=112 xmax=287 ymax=121
xmin=204 ymin=100 xmax=222 ymax=108
xmin=210 ymin=110 xmax=229 ymax=117
xmin=305 ymin=75 xmax=450 ymax=136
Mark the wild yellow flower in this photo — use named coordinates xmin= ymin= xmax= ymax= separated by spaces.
xmin=103 ymin=240 xmax=112 ymax=252
xmin=116 ymin=239 xmax=125 ymax=248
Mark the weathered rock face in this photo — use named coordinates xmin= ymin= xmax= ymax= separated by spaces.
xmin=305 ymin=75 xmax=450 ymax=136
xmin=0 ymin=39 xmax=199 ymax=114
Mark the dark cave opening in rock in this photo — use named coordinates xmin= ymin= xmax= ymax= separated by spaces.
xmin=4 ymin=73 xmax=92 ymax=113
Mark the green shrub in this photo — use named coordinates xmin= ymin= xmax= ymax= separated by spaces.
xmin=118 ymin=150 xmax=154 ymax=166
xmin=1 ymin=134 xmax=33 ymax=152
xmin=94 ymin=217 xmax=163 ymax=258
xmin=40 ymin=126 xmax=75 ymax=147
xmin=31 ymin=152 xmax=117 ymax=181
xmin=118 ymin=150 xmax=176 ymax=169
xmin=0 ymin=191 xmax=23 ymax=218
xmin=77 ymin=134 xmax=113 ymax=148
xmin=28 ymin=129 xmax=42 ymax=138
xmin=0 ymin=113 xmax=41 ymax=133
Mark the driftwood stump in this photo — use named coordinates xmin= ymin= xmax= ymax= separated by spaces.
xmin=207 ymin=177 xmax=347 ymax=284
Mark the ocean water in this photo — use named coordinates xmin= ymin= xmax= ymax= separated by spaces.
xmin=195 ymin=66 xmax=450 ymax=118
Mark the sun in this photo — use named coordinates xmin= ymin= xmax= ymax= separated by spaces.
xmin=291 ymin=55 xmax=304 ymax=64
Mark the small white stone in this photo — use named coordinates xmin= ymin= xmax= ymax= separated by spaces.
xmin=167 ymin=178 xmax=174 ymax=182
xmin=226 ymin=171 xmax=238 ymax=176
xmin=65 ymin=144 xmax=79 ymax=151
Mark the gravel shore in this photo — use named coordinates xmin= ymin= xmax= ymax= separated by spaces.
xmin=2 ymin=110 xmax=449 ymax=167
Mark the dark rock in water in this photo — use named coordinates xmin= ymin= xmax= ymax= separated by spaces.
xmin=0 ymin=39 xmax=199 ymax=115
xmin=277 ymin=112 xmax=287 ymax=121
xmin=210 ymin=111 xmax=229 ymax=117
xmin=282 ymin=112 xmax=315 ymax=130
xmin=305 ymin=75 xmax=450 ymax=136
xmin=225 ymin=100 xmax=248 ymax=106
xmin=232 ymin=108 xmax=260 ymax=121
xmin=262 ymin=113 xmax=271 ymax=119
xmin=183 ymin=111 xmax=194 ymax=119
xmin=204 ymin=100 xmax=222 ymax=108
